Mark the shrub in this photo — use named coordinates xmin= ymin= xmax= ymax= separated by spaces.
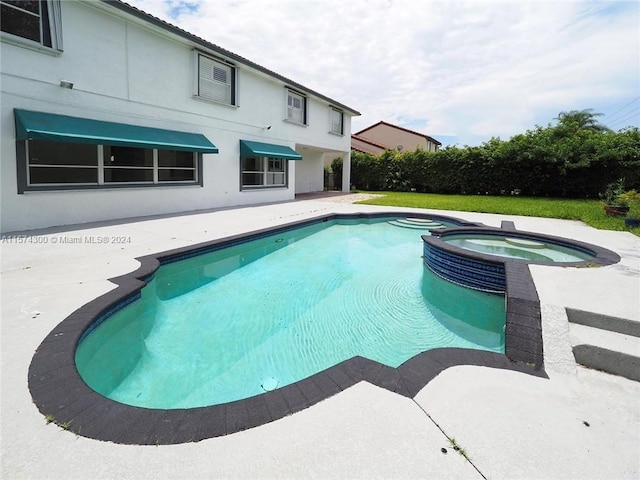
xmin=347 ymin=116 xmax=639 ymax=198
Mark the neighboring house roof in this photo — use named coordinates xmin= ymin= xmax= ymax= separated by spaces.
xmin=101 ymin=0 xmax=360 ymax=116
xmin=350 ymin=135 xmax=388 ymax=155
xmin=355 ymin=120 xmax=442 ymax=146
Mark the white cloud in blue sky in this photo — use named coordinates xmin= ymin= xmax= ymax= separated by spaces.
xmin=127 ymin=0 xmax=640 ymax=146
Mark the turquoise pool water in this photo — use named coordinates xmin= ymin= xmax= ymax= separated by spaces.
xmin=442 ymin=234 xmax=594 ymax=262
xmin=76 ymin=217 xmax=505 ymax=409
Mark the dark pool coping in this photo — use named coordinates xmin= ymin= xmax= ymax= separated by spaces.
xmin=28 ymin=212 xmax=619 ymax=445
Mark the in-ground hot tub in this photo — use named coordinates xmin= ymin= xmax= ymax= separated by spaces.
xmin=438 ymin=233 xmax=595 ymax=263
xmin=422 ymin=227 xmax=617 ymax=294
xmin=421 ymin=224 xmax=620 ymax=375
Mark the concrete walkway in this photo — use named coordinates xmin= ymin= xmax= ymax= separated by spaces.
xmin=1 ymin=196 xmax=639 ymax=479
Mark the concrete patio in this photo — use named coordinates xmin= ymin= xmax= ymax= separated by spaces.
xmin=1 ymin=195 xmax=639 ymax=479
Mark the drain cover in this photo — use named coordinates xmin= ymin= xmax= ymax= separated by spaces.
xmin=261 ymin=377 xmax=279 ymax=391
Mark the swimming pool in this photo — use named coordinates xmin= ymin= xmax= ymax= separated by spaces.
xmin=29 ymin=212 xmax=619 ymax=444
xmin=75 ymin=217 xmax=505 ymax=409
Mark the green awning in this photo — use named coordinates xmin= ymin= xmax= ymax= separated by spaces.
xmin=239 ymin=140 xmax=302 ymax=160
xmin=14 ymin=109 xmax=219 ymax=153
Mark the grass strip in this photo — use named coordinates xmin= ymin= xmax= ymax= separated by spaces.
xmin=355 ymin=191 xmax=640 ymax=235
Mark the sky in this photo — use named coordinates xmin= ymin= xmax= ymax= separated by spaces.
xmin=126 ymin=0 xmax=640 ymax=147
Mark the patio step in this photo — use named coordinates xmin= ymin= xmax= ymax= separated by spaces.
xmin=569 ymin=322 xmax=640 ymax=382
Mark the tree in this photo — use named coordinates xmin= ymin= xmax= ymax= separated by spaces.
xmin=554 ymin=109 xmax=611 ymax=135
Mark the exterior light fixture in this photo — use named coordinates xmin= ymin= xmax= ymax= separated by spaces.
xmin=59 ymin=80 xmax=74 ymax=89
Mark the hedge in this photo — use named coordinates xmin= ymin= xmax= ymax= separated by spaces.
xmin=343 ymin=125 xmax=639 ymax=198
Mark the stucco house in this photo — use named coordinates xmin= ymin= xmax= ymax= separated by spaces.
xmin=0 ymin=0 xmax=359 ymax=233
xmin=351 ymin=121 xmax=441 ymax=154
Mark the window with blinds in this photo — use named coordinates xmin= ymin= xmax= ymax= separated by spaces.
xmin=330 ymin=107 xmax=343 ymax=135
xmin=197 ymin=53 xmax=236 ymax=105
xmin=286 ymin=89 xmax=307 ymax=125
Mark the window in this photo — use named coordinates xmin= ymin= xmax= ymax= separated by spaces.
xmin=104 ymin=146 xmax=154 ymax=183
xmin=1 ymin=0 xmax=62 ymax=50
xmin=22 ymin=140 xmax=199 ymax=190
xmin=28 ymin=140 xmax=98 ymax=185
xmin=197 ymin=53 xmax=236 ymax=105
xmin=330 ymin=107 xmax=344 ymax=135
xmin=286 ymin=89 xmax=307 ymax=125
xmin=241 ymin=157 xmax=287 ymax=189
xmin=158 ymin=150 xmax=197 ymax=182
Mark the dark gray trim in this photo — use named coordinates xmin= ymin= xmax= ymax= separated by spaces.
xmin=101 ymin=0 xmax=360 ymax=116
xmin=20 ymin=182 xmax=203 ymax=193
xmin=302 ymin=94 xmax=308 ymax=125
xmin=196 ymin=152 xmax=203 ymax=185
xmin=16 ymin=140 xmax=27 ymax=194
xmin=30 ymin=212 xmax=621 ymax=445
xmin=230 ymin=61 xmax=237 ymax=105
xmin=240 ymin=185 xmax=288 ymax=192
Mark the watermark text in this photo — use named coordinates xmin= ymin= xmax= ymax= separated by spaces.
xmin=1 ymin=235 xmax=132 ymax=245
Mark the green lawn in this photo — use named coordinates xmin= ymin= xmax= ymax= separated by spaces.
xmin=354 ymin=191 xmax=640 ymax=235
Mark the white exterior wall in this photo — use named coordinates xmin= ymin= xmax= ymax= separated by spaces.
xmin=294 ymin=150 xmax=324 ymax=194
xmin=0 ymin=1 xmax=354 ymax=232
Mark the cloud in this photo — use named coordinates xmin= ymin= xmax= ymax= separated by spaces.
xmin=125 ymin=0 xmax=640 ymax=146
